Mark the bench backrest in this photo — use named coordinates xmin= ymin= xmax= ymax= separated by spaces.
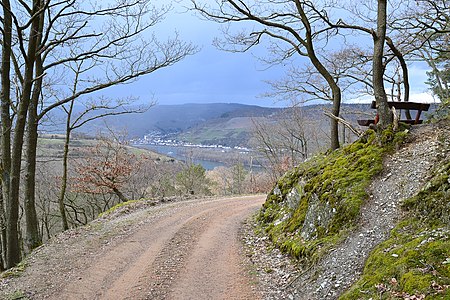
xmin=370 ymin=101 xmax=430 ymax=111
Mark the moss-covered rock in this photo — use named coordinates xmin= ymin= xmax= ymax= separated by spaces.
xmin=402 ymin=160 xmax=450 ymax=225
xmin=340 ymin=221 xmax=450 ymax=299
xmin=300 ymin=193 xmax=336 ymax=241
xmin=257 ymin=128 xmax=406 ymax=263
xmin=341 ymin=157 xmax=450 ymax=299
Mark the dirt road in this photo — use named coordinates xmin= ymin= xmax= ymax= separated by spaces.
xmin=1 ymin=196 xmax=265 ymax=300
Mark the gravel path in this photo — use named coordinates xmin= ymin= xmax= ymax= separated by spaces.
xmin=0 ymin=195 xmax=265 ymax=300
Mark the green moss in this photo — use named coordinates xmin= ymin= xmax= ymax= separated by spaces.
xmin=341 ymin=220 xmax=450 ymax=299
xmin=284 ymin=197 xmax=308 ymax=232
xmin=380 ymin=127 xmax=395 ymax=145
xmin=257 ymin=128 xmax=405 ymax=263
xmin=341 ymin=156 xmax=450 ymax=299
xmin=98 ymin=200 xmax=140 ymax=218
xmin=1 ymin=261 xmax=27 ymax=279
xmin=401 ymin=271 xmax=435 ymax=292
xmin=5 ymin=290 xmax=29 ymax=300
xmin=402 ymin=160 xmax=450 ymax=224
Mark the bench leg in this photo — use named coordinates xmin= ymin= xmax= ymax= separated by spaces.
xmin=415 ymin=110 xmax=422 ymax=124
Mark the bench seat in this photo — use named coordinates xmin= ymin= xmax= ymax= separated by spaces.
xmin=357 ymin=119 xmax=424 ymax=126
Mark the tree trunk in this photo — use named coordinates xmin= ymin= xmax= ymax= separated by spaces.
xmin=7 ymin=117 xmax=26 ymax=268
xmin=57 ymin=101 xmax=74 ymax=231
xmin=0 ymin=191 xmax=5 ymax=271
xmin=1 ymin=0 xmax=13 ymax=270
xmin=112 ymin=187 xmax=128 ymax=203
xmin=311 ymin=61 xmax=341 ymax=150
xmin=23 ymin=8 xmax=45 ymax=252
xmin=24 ymin=101 xmax=41 ymax=252
xmin=6 ymin=0 xmax=42 ymax=268
xmin=57 ymin=65 xmax=82 ymax=231
xmin=330 ymin=87 xmax=341 ymax=150
xmin=373 ymin=0 xmax=392 ymax=128
xmin=58 ymin=128 xmax=71 ymax=230
xmin=295 ymin=1 xmax=341 ymax=150
xmin=386 ymin=36 xmax=412 ymax=119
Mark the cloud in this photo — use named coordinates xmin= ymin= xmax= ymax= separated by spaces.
xmin=409 ymin=92 xmax=439 ymax=103
xmin=100 ymin=1 xmax=439 ymax=109
xmin=347 ymin=92 xmax=439 ymax=104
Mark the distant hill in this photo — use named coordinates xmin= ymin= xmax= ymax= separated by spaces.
xmin=93 ymin=103 xmax=282 ymax=146
xmin=45 ymin=102 xmax=438 ymax=148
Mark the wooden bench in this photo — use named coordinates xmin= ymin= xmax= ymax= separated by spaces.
xmin=357 ymin=101 xmax=430 ymax=126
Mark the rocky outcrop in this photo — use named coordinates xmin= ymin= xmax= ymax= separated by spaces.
xmin=250 ymin=120 xmax=450 ymax=300
xmin=300 ymin=193 xmax=336 ymax=241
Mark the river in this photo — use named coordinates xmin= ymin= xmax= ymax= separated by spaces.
xmin=135 ymin=144 xmax=227 ymax=170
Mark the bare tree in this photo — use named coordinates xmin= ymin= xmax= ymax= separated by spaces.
xmin=72 ymin=137 xmax=139 ymax=203
xmin=251 ymin=107 xmax=309 ymax=180
xmin=55 ymin=60 xmax=150 ymax=231
xmin=206 ymin=163 xmax=256 ymax=195
xmin=395 ymin=0 xmax=450 ymax=113
xmin=35 ymin=162 xmax=60 ymax=242
xmin=395 ymin=0 xmax=449 ymax=53
xmin=191 ymin=0 xmax=342 ymax=150
xmin=327 ymin=0 xmax=450 ymax=124
xmin=0 ymin=0 xmax=196 ymax=268
xmin=372 ymin=0 xmax=393 ymax=126
xmin=0 ymin=0 xmax=13 ymax=270
xmin=265 ymin=46 xmax=369 ymax=105
xmin=310 ymin=0 xmax=405 ymax=127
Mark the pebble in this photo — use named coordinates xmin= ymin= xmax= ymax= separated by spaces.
xmin=241 ymin=219 xmax=299 ymax=300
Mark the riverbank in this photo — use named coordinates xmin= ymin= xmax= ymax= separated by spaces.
xmin=135 ymin=144 xmax=264 ymax=171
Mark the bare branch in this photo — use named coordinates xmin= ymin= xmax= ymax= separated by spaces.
xmin=324 ymin=112 xmax=363 ymax=137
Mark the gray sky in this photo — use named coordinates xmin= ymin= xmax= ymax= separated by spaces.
xmin=109 ymin=1 xmax=435 ymax=108
xmin=121 ymin=1 xmax=288 ymax=107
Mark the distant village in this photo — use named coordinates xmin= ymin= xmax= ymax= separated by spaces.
xmin=130 ymin=130 xmax=251 ymax=153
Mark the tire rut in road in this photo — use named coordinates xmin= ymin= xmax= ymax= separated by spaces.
xmin=144 ymin=212 xmax=211 ymax=299
xmin=144 ymin=197 xmax=263 ymax=299
xmin=99 ymin=203 xmax=235 ymax=299
xmin=169 ymin=201 xmax=261 ymax=300
xmin=56 ymin=201 xmax=221 ymax=299
xmin=54 ymin=196 xmax=264 ymax=300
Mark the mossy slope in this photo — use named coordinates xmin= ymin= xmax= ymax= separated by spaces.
xmin=258 ymin=129 xmax=401 ymax=263
xmin=341 ymin=159 xmax=450 ymax=299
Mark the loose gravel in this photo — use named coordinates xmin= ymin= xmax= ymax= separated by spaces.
xmin=241 ymin=121 xmax=450 ymax=300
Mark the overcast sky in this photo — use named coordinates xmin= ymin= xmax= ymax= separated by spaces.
xmin=109 ymin=1 xmax=436 ymax=108
xmin=109 ymin=1 xmax=288 ymax=108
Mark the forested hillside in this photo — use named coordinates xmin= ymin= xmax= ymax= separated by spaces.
xmin=86 ymin=103 xmax=281 ymax=138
